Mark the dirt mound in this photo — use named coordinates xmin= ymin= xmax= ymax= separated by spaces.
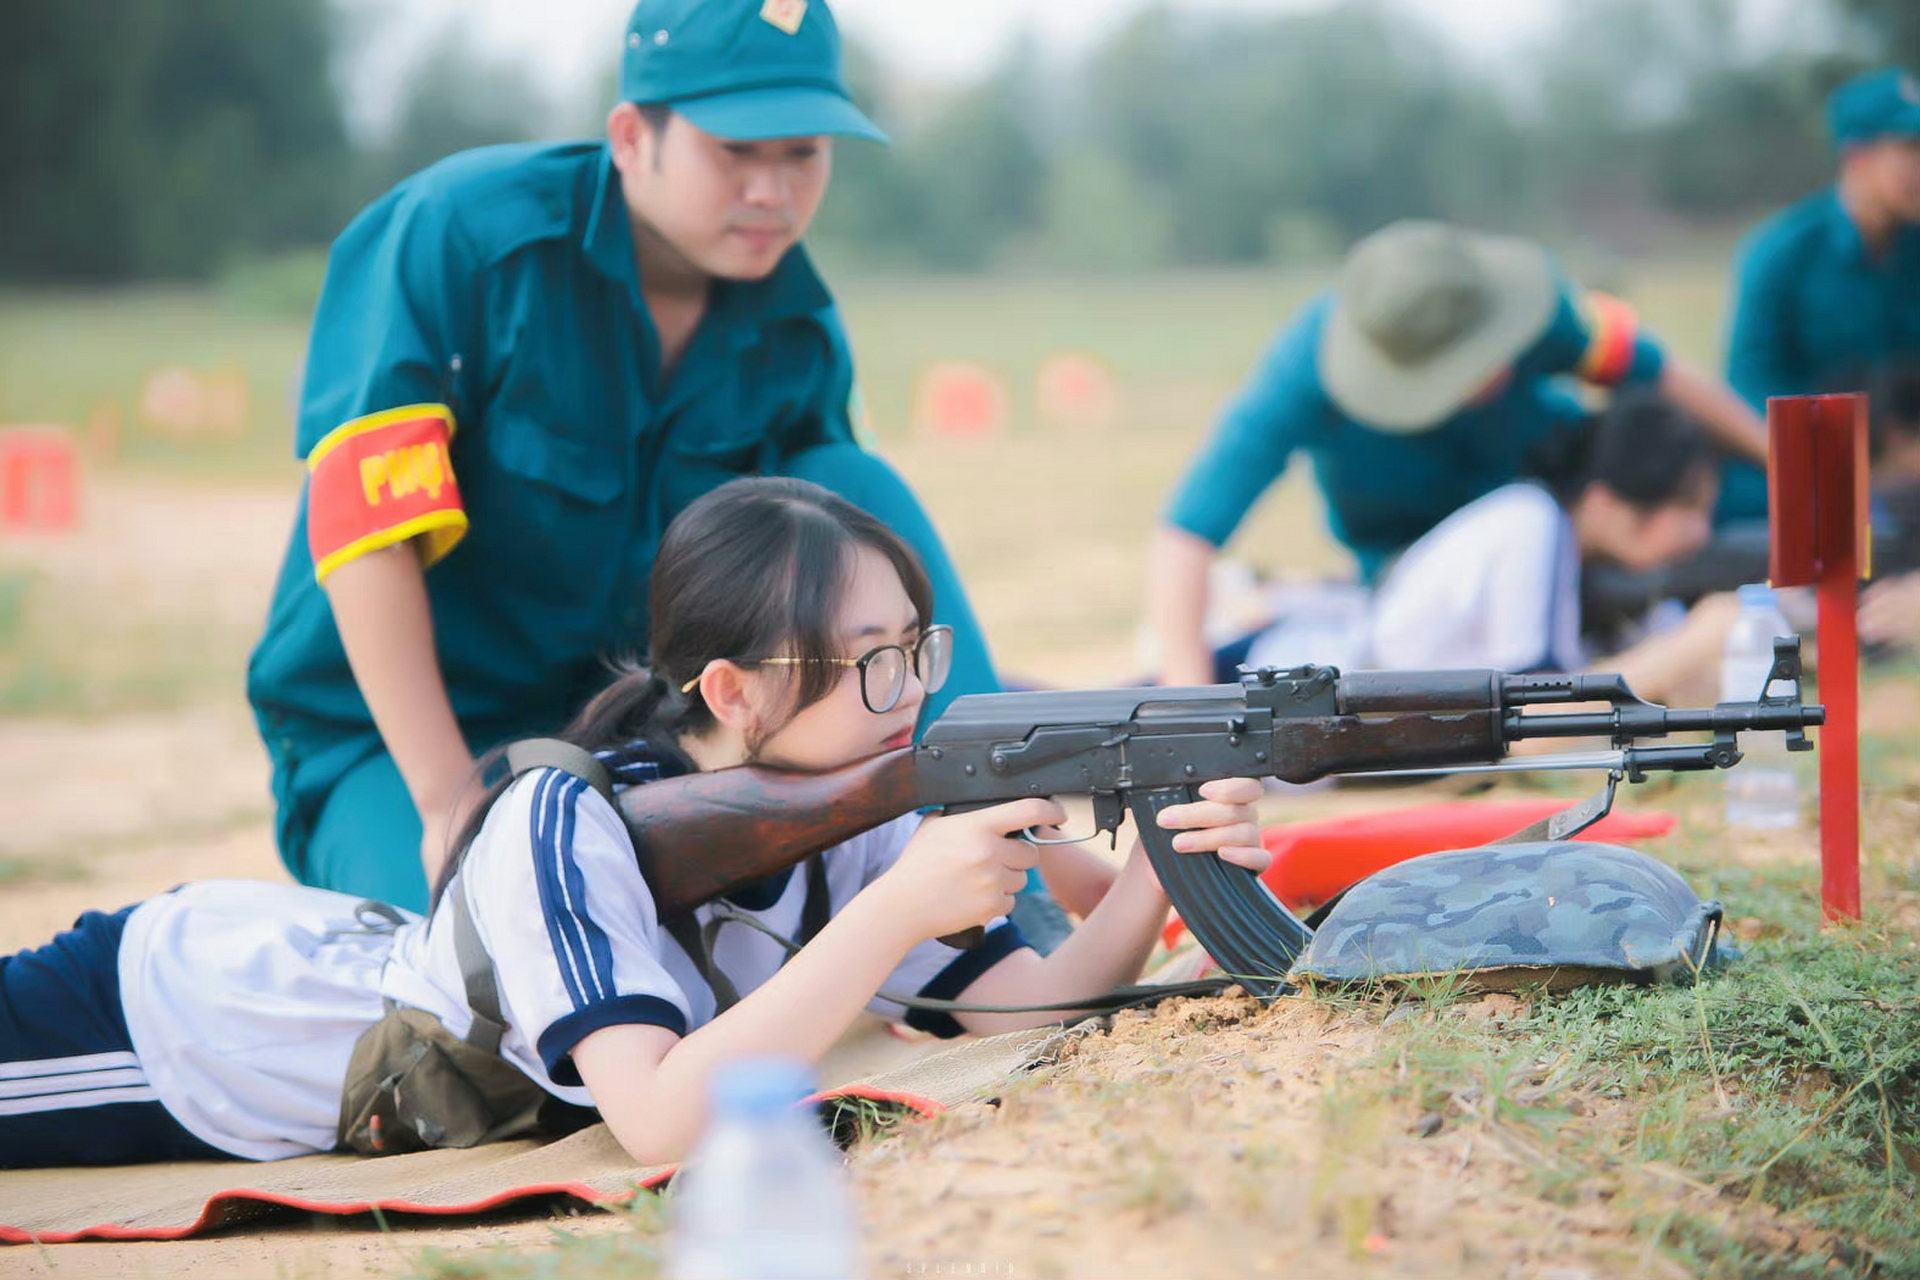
xmin=853 ymin=992 xmax=1662 ymax=1280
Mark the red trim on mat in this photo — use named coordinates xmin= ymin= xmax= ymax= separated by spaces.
xmin=810 ymin=1084 xmax=944 ymax=1113
xmin=1 ymin=1087 xmax=946 ymax=1245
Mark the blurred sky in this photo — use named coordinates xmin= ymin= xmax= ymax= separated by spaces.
xmin=335 ymin=0 xmax=1822 ymax=141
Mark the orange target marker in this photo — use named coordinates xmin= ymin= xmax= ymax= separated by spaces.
xmin=0 ymin=427 xmax=81 ymax=533
xmin=912 ymin=363 xmax=1008 ymax=440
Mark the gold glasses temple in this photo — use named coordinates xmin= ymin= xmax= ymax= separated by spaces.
xmin=680 ymin=656 xmax=858 ymax=694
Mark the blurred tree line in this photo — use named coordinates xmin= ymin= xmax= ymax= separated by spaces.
xmin=0 ymin=0 xmax=1914 ymax=283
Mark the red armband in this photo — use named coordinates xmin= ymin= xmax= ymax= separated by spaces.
xmin=306 ymin=404 xmax=467 ymax=584
xmin=1574 ymin=292 xmax=1639 ymax=386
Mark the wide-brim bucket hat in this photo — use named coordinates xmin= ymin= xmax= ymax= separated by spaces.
xmin=1320 ymin=220 xmax=1556 ymax=433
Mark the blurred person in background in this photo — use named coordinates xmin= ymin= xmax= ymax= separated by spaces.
xmin=1366 ymin=393 xmax=1732 ymax=706
xmin=1721 ymin=67 xmax=1920 ymax=527
xmin=1148 ymin=220 xmax=1768 ymax=687
xmin=1212 ymin=393 xmax=1735 ymax=707
xmin=246 ymin=0 xmax=1074 ymax=940
xmin=1858 ymin=362 xmax=1920 ymax=652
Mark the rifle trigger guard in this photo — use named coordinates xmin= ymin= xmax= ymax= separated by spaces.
xmin=1019 ymin=824 xmax=1095 ymax=846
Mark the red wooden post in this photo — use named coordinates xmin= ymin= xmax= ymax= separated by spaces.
xmin=1766 ymin=393 xmax=1868 ymax=921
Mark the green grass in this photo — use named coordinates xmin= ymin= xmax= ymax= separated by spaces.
xmin=1320 ymin=703 xmax=1920 ymax=1279
xmin=0 ymin=563 xmax=257 ymax=717
xmin=0 ymin=855 xmax=84 ymax=887
xmin=410 ymin=1196 xmax=668 ymax=1280
xmin=1321 ymin=900 xmax=1920 ymax=1277
xmin=0 ymin=254 xmax=1743 ymax=486
xmin=0 ymin=258 xmax=1748 ymax=714
xmin=0 ymin=286 xmax=311 ymax=481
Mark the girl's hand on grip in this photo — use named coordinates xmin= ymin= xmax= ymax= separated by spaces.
xmin=883 ymin=798 xmax=1062 ymax=940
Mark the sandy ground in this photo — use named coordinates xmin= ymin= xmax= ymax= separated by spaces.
xmin=0 ymin=471 xmax=1902 ymax=1279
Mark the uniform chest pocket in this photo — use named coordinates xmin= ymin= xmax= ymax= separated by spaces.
xmin=483 ymin=417 xmax=624 ymax=504
xmin=659 ymin=424 xmax=785 ymax=521
xmin=462 ymin=413 xmax=628 ymax=610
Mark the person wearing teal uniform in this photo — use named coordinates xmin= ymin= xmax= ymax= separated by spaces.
xmin=1149 ymin=220 xmax=1769 ymax=687
xmin=1721 ymin=67 xmax=1920 ymax=524
xmin=247 ymin=0 xmax=1031 ymax=923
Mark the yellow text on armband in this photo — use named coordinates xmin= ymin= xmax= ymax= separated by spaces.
xmin=359 ymin=441 xmax=451 ymax=507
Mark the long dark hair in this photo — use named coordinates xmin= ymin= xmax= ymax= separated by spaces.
xmin=1530 ymin=389 xmax=1715 ymax=511
xmin=432 ymin=476 xmax=935 ymax=902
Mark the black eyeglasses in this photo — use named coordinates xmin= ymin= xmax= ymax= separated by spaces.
xmin=682 ymin=624 xmax=954 ymax=715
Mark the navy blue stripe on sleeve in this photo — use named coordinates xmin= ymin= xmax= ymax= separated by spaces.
xmin=537 ymin=995 xmax=689 ymax=1088
xmin=903 ymin=920 xmax=1030 ymax=1039
xmin=557 ymin=776 xmax=619 ymax=1003
xmin=531 ymin=772 xmax=587 ymax=1010
xmin=530 ymin=771 xmax=617 ymax=1012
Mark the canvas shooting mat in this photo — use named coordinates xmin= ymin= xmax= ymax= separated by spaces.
xmin=0 ymin=1023 xmax=1072 ymax=1244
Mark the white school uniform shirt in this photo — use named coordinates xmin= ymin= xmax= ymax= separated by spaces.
xmin=118 ymin=768 xmax=1022 ymax=1161
xmin=1365 ymin=483 xmax=1585 ymax=674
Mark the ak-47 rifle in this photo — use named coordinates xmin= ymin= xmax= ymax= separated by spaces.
xmin=619 ymin=638 xmax=1823 ymax=998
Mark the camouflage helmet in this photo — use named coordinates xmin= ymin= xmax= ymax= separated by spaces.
xmin=1288 ymin=841 xmax=1723 ymax=993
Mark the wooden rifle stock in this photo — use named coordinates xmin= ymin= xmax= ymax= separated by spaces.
xmin=619 ymin=745 xmax=923 ymax=921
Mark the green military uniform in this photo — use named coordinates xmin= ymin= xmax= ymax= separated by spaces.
xmin=1166 ymin=222 xmax=1664 ymax=581
xmin=248 ymin=0 xmax=999 ymax=913
xmin=1721 ymin=67 xmax=1920 ymax=523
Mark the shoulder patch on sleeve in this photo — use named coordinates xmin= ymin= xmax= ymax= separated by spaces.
xmin=1574 ymin=292 xmax=1640 ymax=386
xmin=306 ymin=404 xmax=467 ymax=584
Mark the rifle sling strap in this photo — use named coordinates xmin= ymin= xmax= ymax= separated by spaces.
xmin=445 ymin=738 xmax=622 ymax=1053
xmin=671 ymin=896 xmax=1243 ymax=1019
xmin=665 ymin=856 xmax=830 ymax=1016
xmin=451 ymin=877 xmax=507 ymax=1055
xmin=504 ymin=738 xmax=614 ymax=802
xmin=343 ymin=896 xmax=505 ymax=1052
xmin=503 ymin=736 xmax=832 ymax=1021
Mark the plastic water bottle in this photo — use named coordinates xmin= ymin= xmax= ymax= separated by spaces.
xmin=1720 ymin=584 xmax=1802 ymax=829
xmin=668 ymin=1059 xmax=862 ymax=1280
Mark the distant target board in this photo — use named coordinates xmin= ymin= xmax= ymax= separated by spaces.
xmin=1036 ymin=352 xmax=1118 ymax=432
xmin=0 ymin=426 xmax=81 ymax=533
xmin=911 ymin=362 xmax=1009 ymax=440
xmin=138 ymin=366 xmax=249 ymax=437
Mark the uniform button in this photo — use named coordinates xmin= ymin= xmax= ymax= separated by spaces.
xmin=627 ymin=32 xmax=641 ymax=47
xmin=654 ymin=29 xmax=670 ymax=44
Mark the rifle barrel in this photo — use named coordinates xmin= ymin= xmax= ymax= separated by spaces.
xmin=1501 ymin=701 xmax=1825 ymax=742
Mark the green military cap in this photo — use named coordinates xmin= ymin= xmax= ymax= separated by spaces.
xmin=1319 ymin=220 xmax=1555 ymax=434
xmin=1828 ymin=67 xmax=1920 ymax=148
xmin=620 ymin=0 xmax=888 ymax=144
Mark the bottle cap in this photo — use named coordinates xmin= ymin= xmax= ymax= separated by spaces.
xmin=1736 ymin=582 xmax=1778 ymax=607
xmin=711 ymin=1058 xmax=817 ymax=1120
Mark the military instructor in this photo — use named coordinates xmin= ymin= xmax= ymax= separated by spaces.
xmin=1721 ymin=67 xmax=1920 ymax=524
xmin=248 ymin=0 xmax=1003 ymax=913
xmin=1150 ymin=220 xmax=1769 ymax=686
